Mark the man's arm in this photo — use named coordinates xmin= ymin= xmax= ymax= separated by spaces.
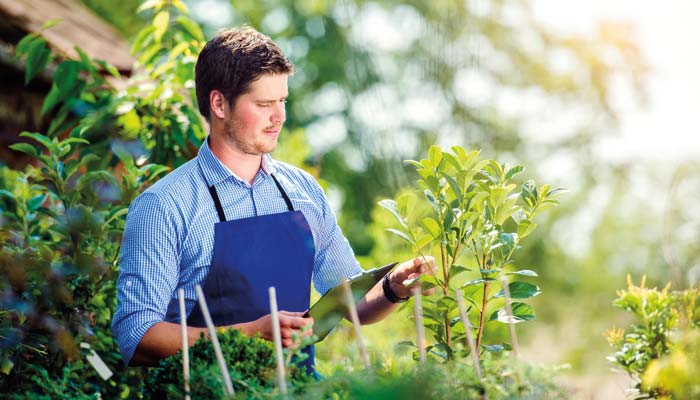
xmin=131 ymin=312 xmax=314 ymax=366
xmin=356 ymin=256 xmax=436 ymax=324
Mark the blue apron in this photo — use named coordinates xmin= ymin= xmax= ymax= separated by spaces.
xmin=187 ymin=173 xmax=317 ymax=373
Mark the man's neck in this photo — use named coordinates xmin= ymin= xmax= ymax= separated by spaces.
xmin=208 ymin=134 xmax=262 ymax=185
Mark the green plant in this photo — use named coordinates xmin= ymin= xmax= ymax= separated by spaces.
xmin=118 ymin=0 xmax=206 ymax=166
xmin=642 ymin=328 xmax=700 ymax=400
xmin=301 ymin=353 xmax=568 ymax=400
xmin=605 ymin=276 xmax=700 ymax=399
xmin=0 ymin=131 xmax=166 ymax=397
xmin=145 ymin=328 xmax=312 ymax=399
xmin=380 ymin=145 xmax=563 ymax=361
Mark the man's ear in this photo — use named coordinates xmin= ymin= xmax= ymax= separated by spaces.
xmin=209 ymin=90 xmax=227 ymax=120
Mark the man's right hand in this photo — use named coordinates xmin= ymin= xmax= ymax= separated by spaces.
xmin=248 ymin=311 xmax=314 ymax=348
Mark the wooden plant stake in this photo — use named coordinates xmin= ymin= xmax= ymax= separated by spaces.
xmin=500 ymin=277 xmax=520 ymax=358
xmin=455 ymin=289 xmax=483 ymax=381
xmin=341 ymin=279 xmax=370 ymax=368
xmin=178 ymin=289 xmax=191 ymax=400
xmin=268 ymin=287 xmax=288 ymax=395
xmin=412 ymin=287 xmax=426 ymax=363
xmin=194 ymin=285 xmax=234 ymax=396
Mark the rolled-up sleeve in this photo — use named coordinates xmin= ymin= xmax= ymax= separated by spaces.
xmin=111 ymin=192 xmax=180 ymax=365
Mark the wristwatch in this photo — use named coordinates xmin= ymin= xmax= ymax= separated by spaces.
xmin=383 ymin=273 xmax=410 ymax=303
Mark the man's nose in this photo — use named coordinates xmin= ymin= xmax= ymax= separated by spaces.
xmin=271 ymin=102 xmax=286 ymax=123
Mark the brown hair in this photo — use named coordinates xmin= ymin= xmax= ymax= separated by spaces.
xmin=195 ymin=27 xmax=294 ymax=120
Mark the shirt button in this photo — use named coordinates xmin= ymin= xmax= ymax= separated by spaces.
xmin=126 ymin=281 xmax=132 ymax=287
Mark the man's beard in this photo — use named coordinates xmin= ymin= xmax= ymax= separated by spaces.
xmin=222 ymin=116 xmax=278 ymax=155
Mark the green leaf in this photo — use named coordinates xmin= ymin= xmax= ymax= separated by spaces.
xmin=25 ymin=39 xmax=52 ymax=85
xmin=504 ymin=165 xmax=524 ymax=181
xmin=41 ymin=19 xmax=62 ymax=30
xmin=137 ymin=0 xmax=164 ymax=13
xmin=378 ymin=199 xmax=408 ymax=229
xmin=396 ymin=192 xmax=416 ymax=217
xmin=40 ymin=83 xmax=61 ymax=116
xmin=489 ymin=302 xmax=535 ymax=323
xmin=482 ymin=344 xmax=505 ymax=353
xmin=403 ymin=159 xmax=423 ymax=170
xmin=172 ymin=0 xmax=188 ymax=13
xmin=386 ymin=228 xmax=415 ymax=246
xmin=517 ymin=220 xmax=537 ymax=238
xmin=443 ymin=207 xmax=455 ymax=232
xmin=451 ymin=146 xmax=468 ymax=166
xmin=424 ymin=189 xmax=439 ymax=215
xmin=76 ymin=171 xmax=120 ymax=193
xmin=104 ymin=207 xmax=129 ymax=227
xmin=402 ymin=273 xmax=425 ymax=287
xmin=461 ymin=278 xmax=495 ymax=288
xmin=1 ymin=357 xmax=13 ymax=374
xmin=19 ymin=132 xmax=56 ymax=153
xmin=425 ymin=175 xmax=440 ymax=193
xmin=499 ymin=232 xmax=517 ymax=249
xmin=486 ymin=160 xmax=504 ymax=182
xmin=441 ymin=172 xmax=462 ymax=205
xmin=414 ymin=234 xmax=433 ymax=251
xmin=0 ymin=189 xmax=17 ymax=203
xmin=449 ymin=265 xmax=472 ymax=278
xmin=506 ymin=269 xmax=538 ymax=277
xmin=495 ymin=282 xmax=541 ymax=299
xmin=153 ymin=11 xmax=170 ymax=42
xmin=27 ymin=194 xmax=47 ymax=211
xmin=428 ymin=145 xmax=442 ymax=169
xmin=14 ymin=34 xmax=38 ymax=59
xmin=131 ymin=25 xmax=155 ymax=54
xmin=175 ymin=16 xmax=205 ymax=42
xmin=9 ymin=143 xmax=38 ymax=157
xmin=419 ymin=217 xmax=441 ymax=239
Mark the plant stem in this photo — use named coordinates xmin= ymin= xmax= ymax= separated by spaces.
xmin=440 ymin=241 xmax=451 ymax=347
xmin=476 ymin=281 xmax=490 ymax=350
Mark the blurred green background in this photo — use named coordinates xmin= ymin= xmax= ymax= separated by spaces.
xmin=4 ymin=0 xmax=700 ymax=398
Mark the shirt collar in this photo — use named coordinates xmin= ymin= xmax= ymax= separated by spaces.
xmin=197 ymin=137 xmax=278 ymax=187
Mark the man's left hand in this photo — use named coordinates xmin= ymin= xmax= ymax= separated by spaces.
xmin=387 ymin=256 xmax=437 ymax=299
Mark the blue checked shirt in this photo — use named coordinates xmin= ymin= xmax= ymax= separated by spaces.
xmin=112 ymin=138 xmax=362 ymax=364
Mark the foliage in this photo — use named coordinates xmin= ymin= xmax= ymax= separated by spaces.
xmin=0 ymin=132 xmax=164 ymax=397
xmin=604 ymin=276 xmax=700 ymax=398
xmin=145 ymin=328 xmax=312 ymax=399
xmin=302 ymin=354 xmax=568 ymax=400
xmin=118 ymin=0 xmax=206 ymax=166
xmin=380 ymin=145 xmax=562 ymax=361
xmin=642 ymin=328 xmax=700 ymax=400
xmin=0 ymin=0 xmax=207 ymax=396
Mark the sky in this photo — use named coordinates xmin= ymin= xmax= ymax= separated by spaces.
xmin=532 ymin=0 xmax=700 ymax=164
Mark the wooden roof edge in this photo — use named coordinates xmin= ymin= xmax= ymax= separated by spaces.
xmin=0 ymin=0 xmax=135 ymax=73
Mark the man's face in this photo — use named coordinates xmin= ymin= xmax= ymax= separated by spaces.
xmin=222 ymin=73 xmax=288 ymax=155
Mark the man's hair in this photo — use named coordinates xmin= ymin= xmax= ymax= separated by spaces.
xmin=195 ymin=27 xmax=294 ymax=120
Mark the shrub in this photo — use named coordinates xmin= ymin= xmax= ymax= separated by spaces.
xmin=145 ymin=328 xmax=312 ymax=399
xmin=605 ymin=275 xmax=700 ymax=398
xmin=379 ymin=145 xmax=563 ymax=361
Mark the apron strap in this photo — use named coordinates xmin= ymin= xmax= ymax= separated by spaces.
xmin=207 ymin=173 xmax=295 ymax=223
xmin=208 ymin=185 xmax=227 ymax=222
xmin=270 ymin=174 xmax=294 ymax=212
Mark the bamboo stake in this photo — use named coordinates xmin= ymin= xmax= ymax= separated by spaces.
xmin=455 ymin=289 xmax=482 ymax=381
xmin=178 ymin=289 xmax=191 ymax=400
xmin=341 ymin=279 xmax=370 ymax=368
xmin=500 ymin=277 xmax=519 ymax=358
xmin=412 ymin=287 xmax=426 ymax=363
xmin=194 ymin=285 xmax=234 ymax=396
xmin=268 ymin=287 xmax=288 ymax=395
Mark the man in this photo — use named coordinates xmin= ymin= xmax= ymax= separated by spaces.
xmin=112 ymin=27 xmax=434 ymax=370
